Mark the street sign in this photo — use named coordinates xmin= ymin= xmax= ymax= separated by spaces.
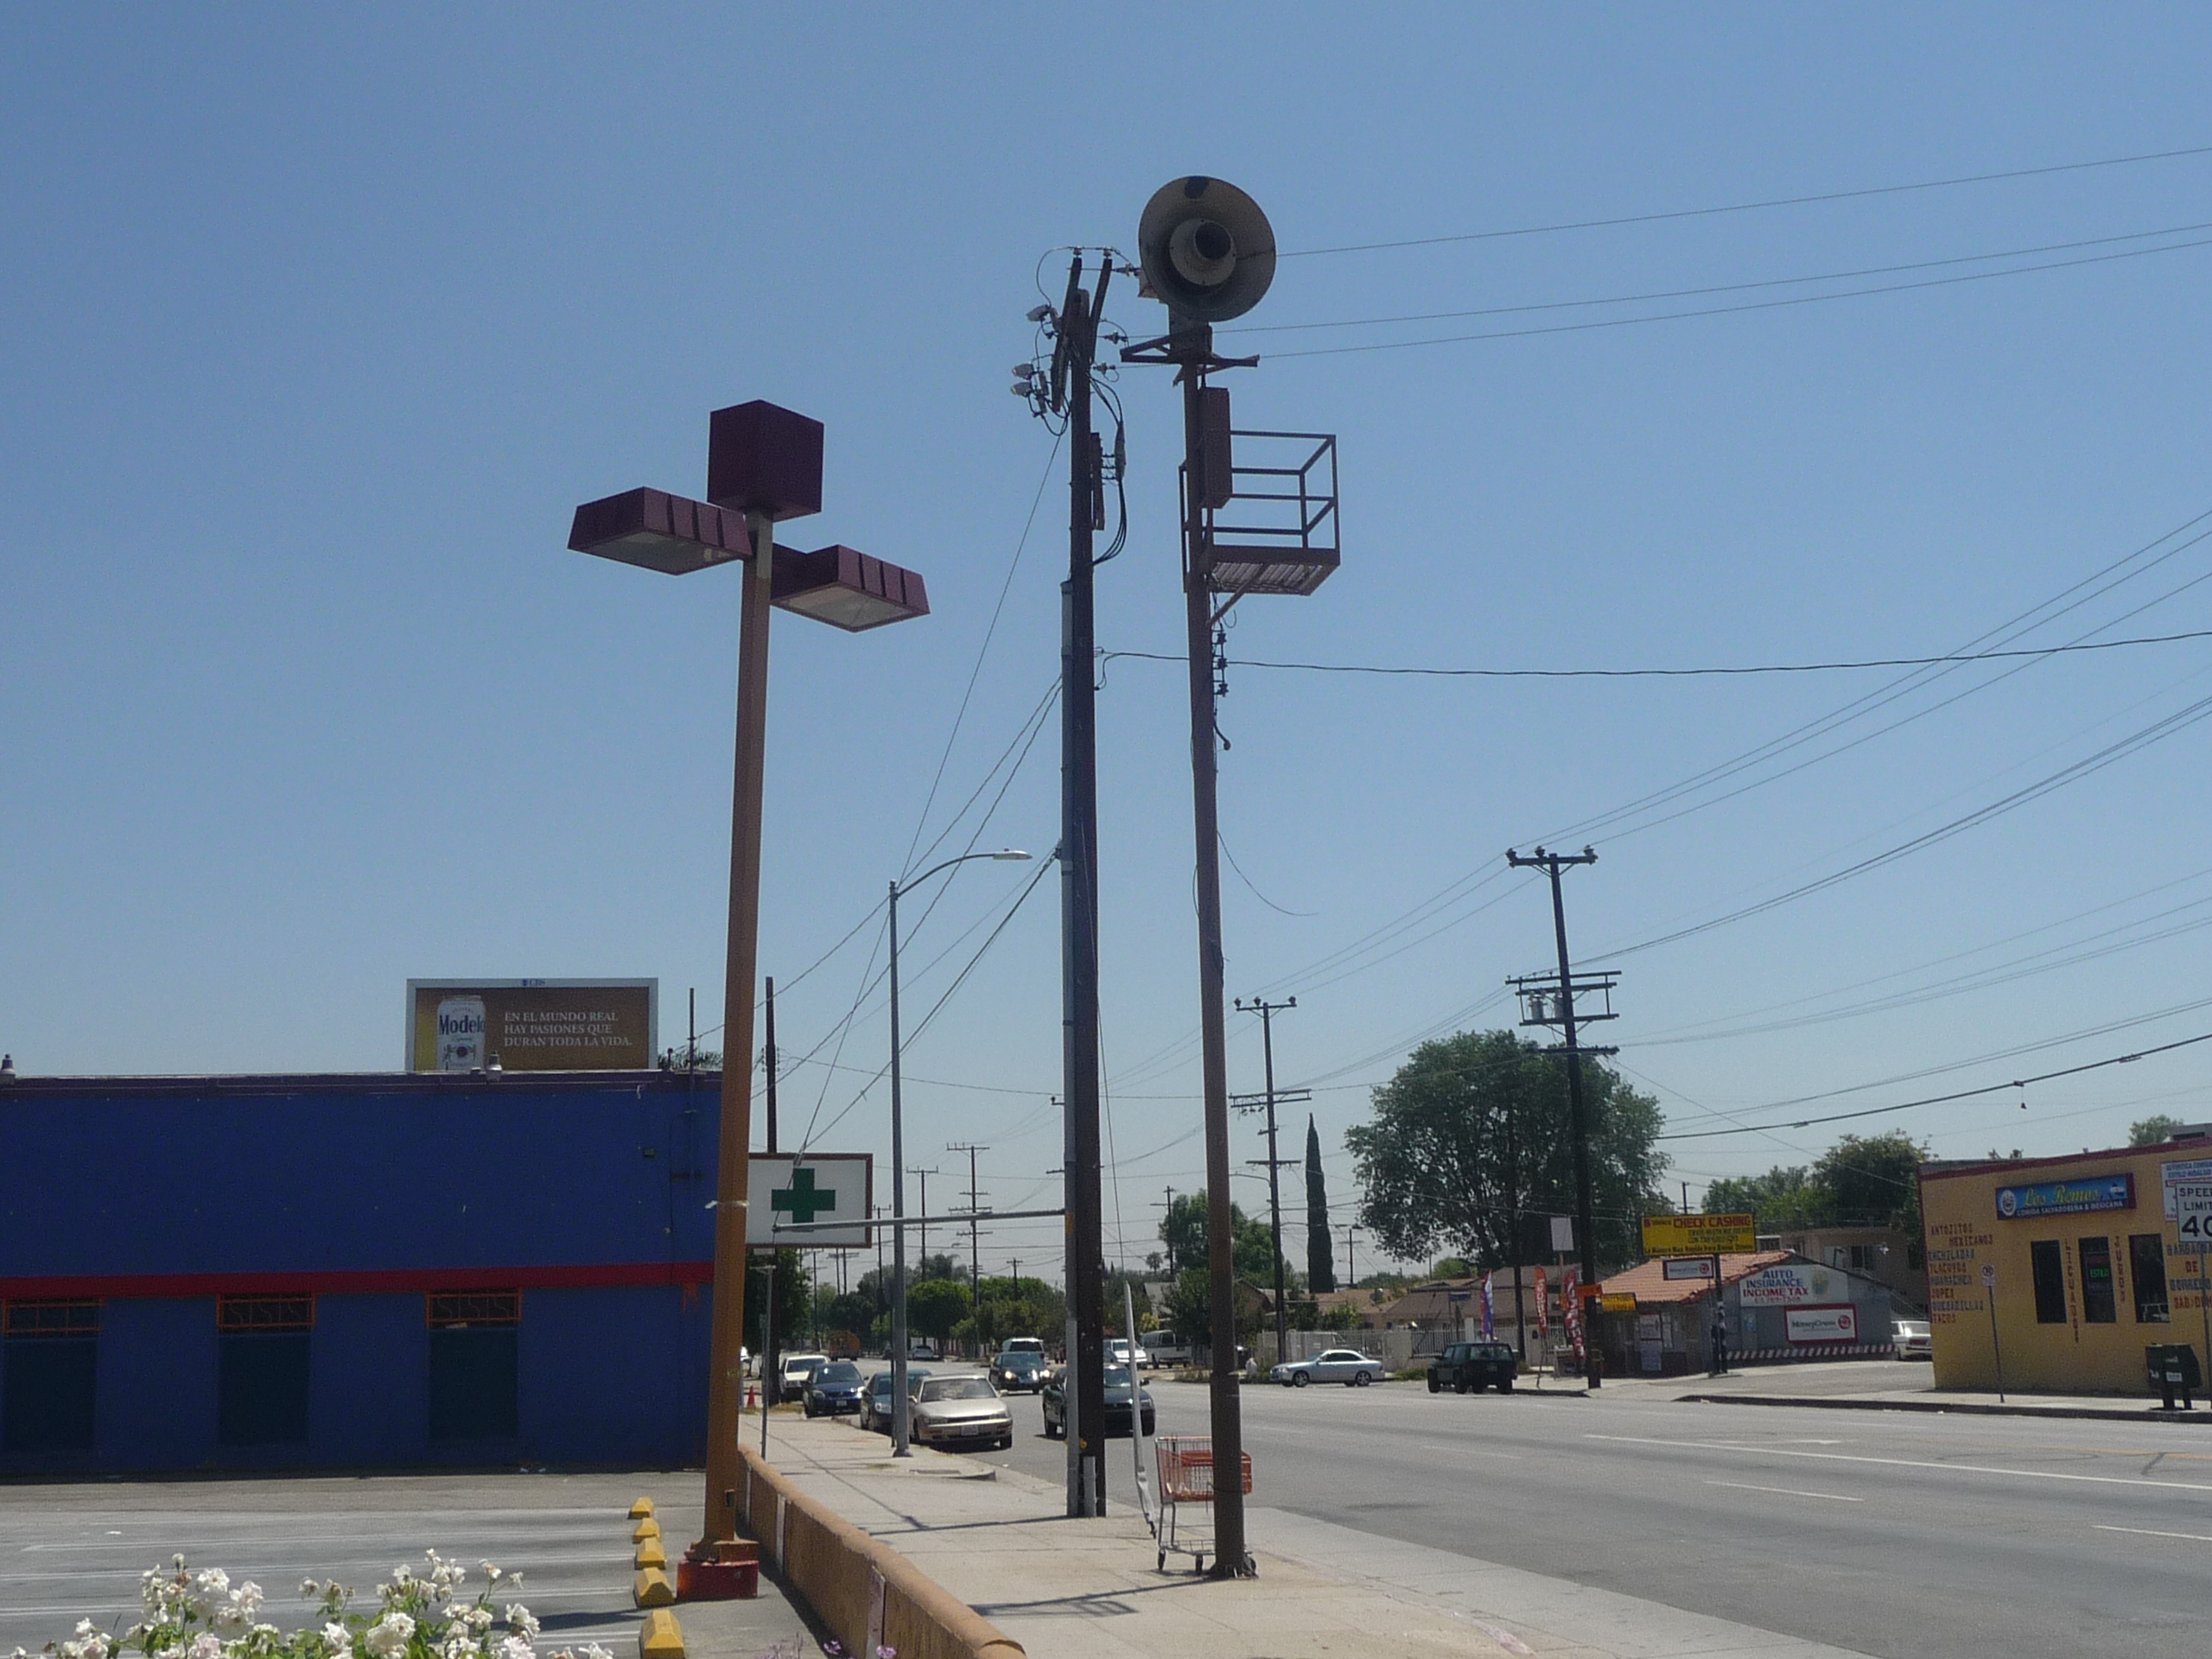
xmin=1643 ymin=1213 xmax=1755 ymax=1256
xmin=2177 ymin=1185 xmax=2212 ymax=1246
xmin=1980 ymin=1262 xmax=1996 ymax=1288
xmin=1663 ymin=1257 xmax=1718 ymax=1280
xmin=747 ymin=1153 xmax=873 ymax=1247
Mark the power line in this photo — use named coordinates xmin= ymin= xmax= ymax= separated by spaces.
xmin=1243 ymin=219 xmax=2212 ymax=334
xmin=1656 ymin=1030 xmax=2212 ymax=1142
xmin=1275 ymin=141 xmax=2212 ymax=259
xmin=1103 ymin=626 xmax=2212 ymax=683
xmin=1263 ymin=232 xmax=2212 ymax=359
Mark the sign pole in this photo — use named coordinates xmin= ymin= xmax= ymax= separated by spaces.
xmin=1982 ymin=1262 xmax=2004 ymax=1402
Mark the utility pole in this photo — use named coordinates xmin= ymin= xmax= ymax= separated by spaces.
xmin=910 ymin=1166 xmax=938 ymax=1272
xmin=1024 ymin=252 xmax=1115 ymax=1519
xmin=1235 ymin=995 xmax=1300 ymax=1363
xmin=1505 ymin=1092 xmax=1523 ymax=1363
xmin=949 ymin=1141 xmax=989 ymax=1308
xmin=1339 ymin=1223 xmax=1361 ymax=1290
xmin=1506 ymin=847 xmax=1608 ymax=1300
xmin=759 ymin=975 xmax=780 ymax=1446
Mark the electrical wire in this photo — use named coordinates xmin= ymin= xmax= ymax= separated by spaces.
xmin=1275 ymin=142 xmax=2212 ymax=259
xmin=1263 ymin=233 xmax=2212 ymax=359
xmin=1102 ymin=626 xmax=2212 ymax=683
xmin=1243 ymin=219 xmax=2212 ymax=334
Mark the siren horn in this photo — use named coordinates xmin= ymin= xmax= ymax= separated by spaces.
xmin=1136 ymin=176 xmax=1276 ymax=323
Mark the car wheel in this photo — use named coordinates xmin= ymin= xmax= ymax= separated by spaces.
xmin=1354 ymin=1371 xmax=1372 ymax=1387
xmin=1292 ymin=1371 xmax=1310 ymax=1388
xmin=1427 ymin=1373 xmax=1440 ymax=1394
xmin=1497 ymin=1376 xmax=1514 ymax=1392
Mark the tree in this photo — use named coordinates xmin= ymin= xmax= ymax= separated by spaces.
xmin=1156 ymin=1194 xmax=1287 ymax=1283
xmin=1305 ymin=1116 xmax=1336 ymax=1294
xmin=743 ymin=1249 xmax=810 ymax=1351
xmin=2133 ymin=1114 xmax=2186 ymax=1147
xmin=906 ymin=1278 xmax=971 ymax=1341
xmin=1346 ymin=1030 xmax=1667 ymax=1273
xmin=1703 ymin=1166 xmax=1823 ymax=1229
xmin=1815 ymin=1132 xmax=1923 ymax=1231
xmin=1432 ymin=1256 xmax=1473 ymax=1279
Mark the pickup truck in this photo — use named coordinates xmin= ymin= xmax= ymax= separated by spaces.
xmin=1427 ymin=1340 xmax=1517 ymax=1394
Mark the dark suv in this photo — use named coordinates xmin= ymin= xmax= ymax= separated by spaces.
xmin=1427 ymin=1341 xmax=1517 ymax=1394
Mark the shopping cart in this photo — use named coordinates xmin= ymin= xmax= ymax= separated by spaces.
xmin=1153 ymin=1435 xmax=1254 ymax=1573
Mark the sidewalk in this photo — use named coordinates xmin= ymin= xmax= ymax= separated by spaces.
xmin=1617 ymin=1356 xmax=2212 ymax=1423
xmin=741 ymin=1415 xmax=1875 ymax=1659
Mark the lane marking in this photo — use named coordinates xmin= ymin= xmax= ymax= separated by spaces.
xmin=1706 ymin=1480 xmax=1861 ymax=1502
xmin=2094 ymin=1524 xmax=2212 ymax=1543
xmin=1586 ymin=1433 xmax=2212 ymax=1494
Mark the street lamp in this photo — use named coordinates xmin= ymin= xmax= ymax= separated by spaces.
xmin=887 ymin=848 xmax=1032 ymax=1456
xmin=566 ymin=400 xmax=931 ymax=1587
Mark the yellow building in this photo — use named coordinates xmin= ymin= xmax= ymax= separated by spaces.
xmin=1921 ymin=1138 xmax=2212 ymax=1393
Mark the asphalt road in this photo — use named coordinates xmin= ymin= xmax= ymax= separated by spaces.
xmin=925 ymin=1365 xmax=2212 ymax=1659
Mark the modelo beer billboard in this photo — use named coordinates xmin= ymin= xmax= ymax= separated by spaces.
xmin=407 ymin=980 xmax=657 ymax=1072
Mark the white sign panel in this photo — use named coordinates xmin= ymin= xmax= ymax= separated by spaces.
xmin=1785 ymin=1306 xmax=1859 ymax=1344
xmin=2162 ymin=1159 xmax=2212 ymax=1219
xmin=747 ymin=1154 xmax=873 ymax=1248
xmin=1663 ymin=1257 xmax=1717 ymax=1280
xmin=1740 ymin=1262 xmax=1851 ymax=1306
xmin=2177 ymin=1185 xmax=2212 ymax=1248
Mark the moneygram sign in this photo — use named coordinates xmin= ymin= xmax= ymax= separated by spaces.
xmin=407 ymin=980 xmax=657 ymax=1072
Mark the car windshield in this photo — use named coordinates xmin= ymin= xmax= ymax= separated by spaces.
xmin=918 ymin=1377 xmax=996 ymax=1402
xmin=1103 ymin=1365 xmax=1133 ymax=1388
xmin=818 ymin=1363 xmax=861 ymax=1383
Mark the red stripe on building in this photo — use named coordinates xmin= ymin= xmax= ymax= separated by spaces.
xmin=0 ymin=1262 xmax=714 ymax=1300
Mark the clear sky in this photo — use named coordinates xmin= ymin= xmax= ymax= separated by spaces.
xmin=10 ymin=7 xmax=2212 ymax=1279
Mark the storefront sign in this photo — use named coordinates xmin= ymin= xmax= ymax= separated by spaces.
xmin=1642 ymin=1213 xmax=1755 ymax=1255
xmin=1739 ymin=1262 xmax=1849 ymax=1305
xmin=407 ymin=979 xmax=657 ymax=1072
xmin=1600 ymin=1293 xmax=1637 ymax=1313
xmin=1662 ymin=1257 xmax=1717 ymax=1280
xmin=1784 ymin=1305 xmax=1859 ymax=1344
xmin=1993 ymin=1174 xmax=2133 ymax=1220
xmin=747 ymin=1154 xmax=873 ymax=1247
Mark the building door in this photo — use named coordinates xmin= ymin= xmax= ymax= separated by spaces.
xmin=2 ymin=1300 xmax=99 ymax=1453
xmin=428 ymin=1292 xmax=519 ymax=1441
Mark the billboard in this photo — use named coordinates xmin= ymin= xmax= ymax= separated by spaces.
xmin=1739 ymin=1262 xmax=1849 ymax=1306
xmin=407 ymin=980 xmax=657 ymax=1072
xmin=1993 ymin=1174 xmax=2133 ymax=1221
xmin=1642 ymin=1213 xmax=1756 ymax=1256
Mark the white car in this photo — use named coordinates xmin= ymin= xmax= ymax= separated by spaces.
xmin=1107 ymin=1337 xmax=1150 ymax=1369
xmin=1271 ymin=1348 xmax=1382 ymax=1388
xmin=1893 ymin=1319 xmax=1933 ymax=1360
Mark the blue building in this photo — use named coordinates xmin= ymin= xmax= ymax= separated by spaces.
xmin=0 ymin=1070 xmax=722 ymax=1473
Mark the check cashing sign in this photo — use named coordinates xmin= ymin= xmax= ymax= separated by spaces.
xmin=1642 ymin=1213 xmax=1755 ymax=1256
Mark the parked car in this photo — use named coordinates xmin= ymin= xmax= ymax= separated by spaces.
xmin=800 ymin=1359 xmax=866 ymax=1417
xmin=777 ymin=1352 xmax=830 ymax=1402
xmin=992 ymin=1349 xmax=1048 ymax=1393
xmin=908 ymin=1374 xmax=1014 ymax=1451
xmin=1270 ymin=1348 xmax=1382 ymax=1388
xmin=1143 ymin=1329 xmax=1192 ymax=1367
xmin=907 ymin=1337 xmax=942 ymax=1361
xmin=1427 ymin=1341 xmax=1517 ymax=1394
xmin=999 ymin=1336 xmax=1046 ymax=1358
xmin=1106 ymin=1337 xmax=1150 ymax=1369
xmin=860 ymin=1367 xmax=931 ymax=1433
xmin=1041 ymin=1364 xmax=1156 ymax=1439
xmin=1893 ymin=1319 xmax=1933 ymax=1360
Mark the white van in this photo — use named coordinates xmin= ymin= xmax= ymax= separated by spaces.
xmin=1144 ymin=1330 xmax=1192 ymax=1367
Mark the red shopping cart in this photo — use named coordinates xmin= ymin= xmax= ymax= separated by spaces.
xmin=1153 ymin=1436 xmax=1254 ymax=1573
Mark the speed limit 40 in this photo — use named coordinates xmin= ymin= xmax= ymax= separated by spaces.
xmin=2176 ymin=1185 xmax=2212 ymax=1242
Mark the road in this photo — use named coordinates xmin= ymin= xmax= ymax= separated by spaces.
xmin=924 ymin=1364 xmax=2212 ymax=1659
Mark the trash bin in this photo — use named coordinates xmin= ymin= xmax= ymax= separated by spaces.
xmin=2146 ymin=1343 xmax=2202 ymax=1409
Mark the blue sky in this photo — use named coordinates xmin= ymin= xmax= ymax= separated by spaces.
xmin=10 ymin=7 xmax=2212 ymax=1275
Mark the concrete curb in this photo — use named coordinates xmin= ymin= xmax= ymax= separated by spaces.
xmin=1676 ymin=1390 xmax=2212 ymax=1424
xmin=736 ymin=1442 xmax=1024 ymax=1659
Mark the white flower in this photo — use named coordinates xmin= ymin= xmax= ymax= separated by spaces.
xmin=363 ymin=1614 xmax=416 ymax=1659
xmin=302 ymin=1581 xmax=322 ymax=1599
xmin=502 ymin=1608 xmax=538 ymax=1643
xmin=477 ymin=1564 xmax=501 ymax=1586
xmin=495 ymin=1637 xmax=532 ymax=1659
xmin=190 ymin=1632 xmax=223 ymax=1659
xmin=577 ymin=1645 xmax=613 ymax=1659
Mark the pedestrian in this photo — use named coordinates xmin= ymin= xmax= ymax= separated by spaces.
xmin=1709 ymin=1310 xmax=1727 ymax=1376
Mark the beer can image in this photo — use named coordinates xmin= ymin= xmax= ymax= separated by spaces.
xmin=435 ymin=995 xmax=488 ymax=1071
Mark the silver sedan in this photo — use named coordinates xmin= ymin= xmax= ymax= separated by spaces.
xmin=908 ymin=1374 xmax=1014 ymax=1450
xmin=1270 ymin=1348 xmax=1382 ymax=1387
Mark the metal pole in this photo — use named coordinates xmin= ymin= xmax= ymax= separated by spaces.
xmin=1180 ymin=324 xmax=1250 ymax=1576
xmin=758 ymin=976 xmax=779 ymax=1459
xmin=889 ymin=878 xmax=912 ymax=1456
xmin=1059 ymin=253 xmax=1110 ymax=1518
xmin=700 ymin=511 xmax=774 ymax=1550
xmin=1507 ymin=1096 xmax=1524 ymax=1363
xmin=1261 ymin=1002 xmax=1289 ymax=1361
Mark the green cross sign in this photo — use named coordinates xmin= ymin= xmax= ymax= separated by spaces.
xmin=771 ymin=1166 xmax=840 ymax=1226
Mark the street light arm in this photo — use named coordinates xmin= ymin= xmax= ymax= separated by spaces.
xmin=895 ymin=848 xmax=1033 ymax=898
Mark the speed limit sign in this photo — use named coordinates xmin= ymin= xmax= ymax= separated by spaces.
xmin=2178 ymin=1185 xmax=2212 ymax=1243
